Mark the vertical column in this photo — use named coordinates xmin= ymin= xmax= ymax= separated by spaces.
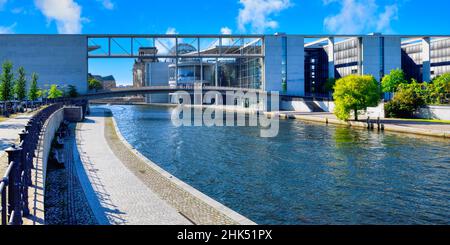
xmin=327 ymin=37 xmax=335 ymax=79
xmin=175 ymin=37 xmax=179 ymax=85
xmin=215 ymin=58 xmax=219 ymax=86
xmin=422 ymin=37 xmax=431 ymax=82
xmin=358 ymin=37 xmax=363 ymax=75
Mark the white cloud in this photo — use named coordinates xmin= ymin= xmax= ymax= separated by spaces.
xmin=98 ymin=0 xmax=114 ymax=10
xmin=34 ymin=0 xmax=85 ymax=34
xmin=237 ymin=0 xmax=292 ymax=33
xmin=155 ymin=27 xmax=178 ymax=54
xmin=165 ymin=27 xmax=178 ymax=35
xmin=323 ymin=0 xmax=399 ymax=34
xmin=0 ymin=22 xmax=16 ymax=34
xmin=221 ymin=27 xmax=232 ymax=35
xmin=376 ymin=4 xmax=398 ymax=32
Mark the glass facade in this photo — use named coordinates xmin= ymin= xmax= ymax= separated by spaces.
xmin=305 ymin=47 xmax=329 ymax=95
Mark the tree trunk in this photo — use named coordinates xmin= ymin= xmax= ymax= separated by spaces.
xmin=354 ymin=108 xmax=358 ymax=121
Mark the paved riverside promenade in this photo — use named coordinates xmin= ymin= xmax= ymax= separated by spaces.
xmin=75 ymin=108 xmax=190 ymax=225
xmin=267 ymin=111 xmax=450 ymax=138
xmin=0 ymin=113 xmax=35 ymax=174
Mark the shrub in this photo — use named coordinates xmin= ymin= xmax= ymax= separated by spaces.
xmin=67 ymin=85 xmax=78 ymax=98
xmin=47 ymin=85 xmax=63 ymax=99
xmin=384 ymin=82 xmax=425 ymax=118
xmin=89 ymin=78 xmax=103 ymax=91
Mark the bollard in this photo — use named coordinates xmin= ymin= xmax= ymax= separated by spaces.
xmin=5 ymin=145 xmax=23 ymax=225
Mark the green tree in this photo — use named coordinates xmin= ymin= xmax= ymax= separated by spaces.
xmin=381 ymin=68 xmax=407 ymax=93
xmin=333 ymin=75 xmax=381 ymax=121
xmin=67 ymin=85 xmax=78 ymax=98
xmin=47 ymin=84 xmax=63 ymax=99
xmin=14 ymin=66 xmax=27 ymax=101
xmin=88 ymin=78 xmax=103 ymax=91
xmin=0 ymin=61 xmax=14 ymax=113
xmin=28 ymin=73 xmax=39 ymax=101
xmin=385 ymin=82 xmax=425 ymax=118
xmin=430 ymin=73 xmax=450 ymax=104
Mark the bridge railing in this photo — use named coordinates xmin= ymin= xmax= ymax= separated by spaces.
xmin=0 ymin=103 xmax=66 ymax=225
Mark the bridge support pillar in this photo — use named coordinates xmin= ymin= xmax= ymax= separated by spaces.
xmin=194 ymin=88 xmax=203 ymax=105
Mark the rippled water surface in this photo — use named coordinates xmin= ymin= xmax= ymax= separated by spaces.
xmin=101 ymin=105 xmax=450 ymax=224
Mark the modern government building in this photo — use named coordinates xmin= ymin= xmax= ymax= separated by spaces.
xmin=0 ymin=33 xmax=449 ymax=103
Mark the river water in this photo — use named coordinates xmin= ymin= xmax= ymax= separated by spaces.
xmin=101 ymin=104 xmax=450 ymax=224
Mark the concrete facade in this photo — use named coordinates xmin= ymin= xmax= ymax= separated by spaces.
xmin=0 ymin=35 xmax=88 ymax=94
xmin=264 ymin=35 xmax=305 ymax=96
xmin=418 ymin=105 xmax=450 ymax=120
xmin=286 ymin=36 xmax=305 ymax=96
xmin=384 ymin=36 xmax=402 ymax=76
xmin=263 ymin=36 xmax=283 ymax=93
xmin=145 ymin=62 xmax=170 ymax=103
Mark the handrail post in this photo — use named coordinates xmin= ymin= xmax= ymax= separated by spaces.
xmin=19 ymin=130 xmax=31 ymax=217
xmin=5 ymin=145 xmax=23 ymax=225
xmin=1 ymin=177 xmax=7 ymax=225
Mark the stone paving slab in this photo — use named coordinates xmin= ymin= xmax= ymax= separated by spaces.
xmin=74 ymin=108 xmax=191 ymax=225
xmin=0 ymin=112 xmax=35 ymax=179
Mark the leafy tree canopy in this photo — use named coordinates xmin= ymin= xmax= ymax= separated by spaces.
xmin=14 ymin=66 xmax=27 ymax=101
xmin=88 ymin=78 xmax=103 ymax=91
xmin=333 ymin=75 xmax=381 ymax=121
xmin=0 ymin=61 xmax=14 ymax=102
xmin=67 ymin=85 xmax=78 ymax=98
xmin=28 ymin=73 xmax=39 ymax=101
xmin=47 ymin=84 xmax=63 ymax=99
xmin=381 ymin=68 xmax=407 ymax=93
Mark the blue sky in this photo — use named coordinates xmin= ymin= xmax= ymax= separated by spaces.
xmin=1 ymin=0 xmax=449 ymax=85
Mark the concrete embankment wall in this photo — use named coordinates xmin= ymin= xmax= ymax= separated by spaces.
xmin=417 ymin=105 xmax=450 ymax=120
xmin=39 ymin=108 xmax=65 ymax=189
xmin=281 ymin=99 xmax=385 ymax=118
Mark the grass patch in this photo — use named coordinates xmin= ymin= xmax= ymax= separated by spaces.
xmin=396 ymin=118 xmax=450 ymax=124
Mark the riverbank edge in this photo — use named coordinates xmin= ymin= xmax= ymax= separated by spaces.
xmin=265 ymin=112 xmax=450 ymax=139
xmin=92 ymin=102 xmax=450 ymax=139
xmin=105 ymin=111 xmax=256 ymax=225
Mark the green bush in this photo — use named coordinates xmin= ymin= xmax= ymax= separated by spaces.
xmin=89 ymin=78 xmax=103 ymax=91
xmin=67 ymin=85 xmax=78 ymax=98
xmin=428 ymin=73 xmax=450 ymax=104
xmin=48 ymin=84 xmax=63 ymax=99
xmin=385 ymin=82 xmax=425 ymax=118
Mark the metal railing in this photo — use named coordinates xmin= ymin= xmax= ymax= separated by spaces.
xmin=0 ymin=103 xmax=64 ymax=225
